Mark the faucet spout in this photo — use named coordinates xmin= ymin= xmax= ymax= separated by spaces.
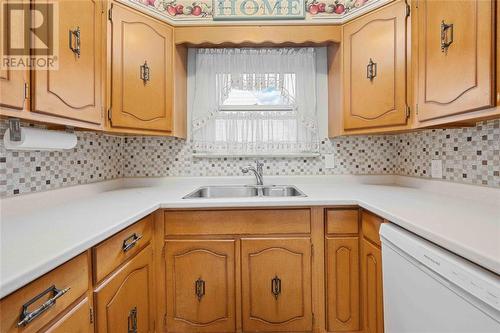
xmin=241 ymin=160 xmax=264 ymax=185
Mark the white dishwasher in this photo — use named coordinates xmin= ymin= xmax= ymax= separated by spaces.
xmin=380 ymin=223 xmax=500 ymax=333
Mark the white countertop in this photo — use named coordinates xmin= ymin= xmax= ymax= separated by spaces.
xmin=1 ymin=175 xmax=499 ymax=298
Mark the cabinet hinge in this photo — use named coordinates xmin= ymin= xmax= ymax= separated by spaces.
xmin=405 ymin=2 xmax=410 ymax=17
xmin=89 ymin=307 xmax=94 ymax=324
xmin=405 ymin=105 xmax=411 ymax=119
xmin=161 ymin=244 xmax=166 ymax=257
xmin=23 ymin=82 xmax=29 ymax=100
xmin=311 ymin=243 xmax=314 ymax=258
xmin=163 ymin=313 xmax=167 ymax=327
xmin=108 ymin=5 xmax=113 ymax=21
xmin=312 ymin=313 xmax=315 ymax=326
xmin=107 ymin=108 xmax=112 ymax=123
xmin=416 ymin=104 xmax=419 ymax=115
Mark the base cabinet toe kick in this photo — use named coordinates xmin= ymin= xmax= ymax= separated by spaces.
xmin=0 ymin=207 xmax=387 ymax=333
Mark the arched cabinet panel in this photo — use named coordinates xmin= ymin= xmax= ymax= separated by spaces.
xmin=165 ymin=240 xmax=236 ymax=333
xmin=241 ymin=238 xmax=312 ymax=332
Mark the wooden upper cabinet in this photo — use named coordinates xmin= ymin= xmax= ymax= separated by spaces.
xmin=241 ymin=238 xmax=312 ymax=332
xmin=94 ymin=245 xmax=154 ymax=333
xmin=0 ymin=0 xmax=28 ymax=111
xmin=343 ymin=0 xmax=409 ymax=130
xmin=415 ymin=0 xmax=495 ymax=121
xmin=165 ymin=240 xmax=236 ymax=333
xmin=109 ymin=3 xmax=173 ymax=132
xmin=31 ymin=0 xmax=103 ymax=124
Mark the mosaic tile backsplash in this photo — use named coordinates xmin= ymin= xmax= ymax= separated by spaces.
xmin=1 ymin=119 xmax=499 ymax=197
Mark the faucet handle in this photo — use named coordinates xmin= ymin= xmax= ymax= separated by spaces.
xmin=255 ymin=160 xmax=264 ymax=167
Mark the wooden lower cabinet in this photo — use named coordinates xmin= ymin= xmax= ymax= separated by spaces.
xmin=326 ymin=237 xmax=360 ymax=332
xmin=43 ymin=298 xmax=93 ymax=333
xmin=164 ymin=240 xmax=236 ymax=333
xmin=94 ymin=244 xmax=154 ymax=333
xmin=241 ymin=238 xmax=313 ymax=332
xmin=361 ymin=239 xmax=383 ymax=333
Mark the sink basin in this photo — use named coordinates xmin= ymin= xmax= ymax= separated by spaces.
xmin=183 ymin=185 xmax=306 ymax=199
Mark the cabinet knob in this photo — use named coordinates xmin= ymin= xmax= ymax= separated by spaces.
xmin=128 ymin=306 xmax=138 ymax=333
xmin=271 ymin=275 xmax=281 ymax=299
xmin=366 ymin=58 xmax=377 ymax=81
xmin=195 ymin=277 xmax=205 ymax=301
xmin=140 ymin=61 xmax=151 ymax=83
xmin=68 ymin=27 xmax=81 ymax=57
xmin=440 ymin=20 xmax=454 ymax=52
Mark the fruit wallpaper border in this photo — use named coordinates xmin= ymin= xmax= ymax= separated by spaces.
xmin=126 ymin=0 xmax=390 ymax=24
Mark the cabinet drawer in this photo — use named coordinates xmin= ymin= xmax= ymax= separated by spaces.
xmin=326 ymin=209 xmax=359 ymax=235
xmin=0 ymin=253 xmax=89 ymax=333
xmin=93 ymin=215 xmax=153 ymax=283
xmin=43 ymin=298 xmax=92 ymax=333
xmin=362 ymin=211 xmax=384 ymax=246
xmin=164 ymin=209 xmax=311 ymax=236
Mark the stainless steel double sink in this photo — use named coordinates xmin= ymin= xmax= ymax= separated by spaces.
xmin=183 ymin=185 xmax=306 ymax=199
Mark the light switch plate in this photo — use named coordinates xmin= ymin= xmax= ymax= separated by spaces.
xmin=324 ymin=154 xmax=335 ymax=169
xmin=431 ymin=160 xmax=443 ymax=179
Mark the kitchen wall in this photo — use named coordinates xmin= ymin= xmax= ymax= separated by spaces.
xmin=1 ymin=119 xmax=499 ymax=197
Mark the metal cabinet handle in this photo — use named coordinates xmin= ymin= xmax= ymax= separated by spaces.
xmin=122 ymin=233 xmax=143 ymax=252
xmin=195 ymin=278 xmax=205 ymax=301
xmin=17 ymin=285 xmax=71 ymax=327
xmin=440 ymin=20 xmax=454 ymax=52
xmin=68 ymin=27 xmax=81 ymax=57
xmin=128 ymin=306 xmax=138 ymax=333
xmin=271 ymin=275 xmax=281 ymax=299
xmin=366 ymin=58 xmax=377 ymax=81
xmin=140 ymin=61 xmax=150 ymax=83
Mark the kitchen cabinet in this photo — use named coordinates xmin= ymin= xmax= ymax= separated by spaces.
xmin=31 ymin=0 xmax=103 ymax=124
xmin=325 ymin=209 xmax=360 ymax=332
xmin=0 ymin=0 xmax=28 ymax=111
xmin=108 ymin=2 xmax=173 ymax=132
xmin=43 ymin=298 xmax=93 ymax=333
xmin=241 ymin=238 xmax=312 ymax=332
xmin=165 ymin=240 xmax=236 ymax=332
xmin=342 ymin=0 xmax=409 ymax=131
xmin=94 ymin=245 xmax=155 ymax=333
xmin=415 ymin=0 xmax=495 ymax=122
xmin=361 ymin=211 xmax=384 ymax=333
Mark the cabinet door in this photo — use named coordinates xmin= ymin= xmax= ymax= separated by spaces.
xmin=165 ymin=240 xmax=236 ymax=333
xmin=361 ymin=239 xmax=383 ymax=333
xmin=416 ymin=0 xmax=494 ymax=121
xmin=32 ymin=0 xmax=103 ymax=124
xmin=110 ymin=3 xmax=173 ymax=132
xmin=343 ymin=0 xmax=408 ymax=130
xmin=44 ymin=298 xmax=93 ymax=333
xmin=326 ymin=237 xmax=360 ymax=332
xmin=241 ymin=238 xmax=312 ymax=332
xmin=0 ymin=0 xmax=28 ymax=111
xmin=94 ymin=245 xmax=154 ymax=333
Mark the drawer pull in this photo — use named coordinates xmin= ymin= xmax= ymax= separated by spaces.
xmin=271 ymin=275 xmax=281 ymax=299
xmin=140 ymin=61 xmax=150 ymax=83
xmin=128 ymin=306 xmax=138 ymax=333
xmin=122 ymin=233 xmax=143 ymax=252
xmin=17 ymin=285 xmax=70 ymax=327
xmin=195 ymin=278 xmax=205 ymax=301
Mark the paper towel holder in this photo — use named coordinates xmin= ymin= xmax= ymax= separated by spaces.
xmin=8 ymin=118 xmax=21 ymax=142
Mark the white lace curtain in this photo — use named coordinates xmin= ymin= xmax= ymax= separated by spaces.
xmin=191 ymin=48 xmax=319 ymax=156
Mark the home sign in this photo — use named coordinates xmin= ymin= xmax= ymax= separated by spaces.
xmin=213 ymin=0 xmax=306 ymax=20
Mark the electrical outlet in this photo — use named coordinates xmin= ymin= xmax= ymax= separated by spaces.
xmin=324 ymin=154 xmax=335 ymax=169
xmin=431 ymin=160 xmax=443 ymax=179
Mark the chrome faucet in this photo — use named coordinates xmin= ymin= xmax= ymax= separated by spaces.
xmin=241 ymin=160 xmax=264 ymax=185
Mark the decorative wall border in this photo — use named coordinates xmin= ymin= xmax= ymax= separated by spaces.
xmin=123 ymin=0 xmax=392 ymax=25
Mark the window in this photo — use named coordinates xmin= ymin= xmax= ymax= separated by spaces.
xmin=191 ymin=48 xmax=319 ymax=157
